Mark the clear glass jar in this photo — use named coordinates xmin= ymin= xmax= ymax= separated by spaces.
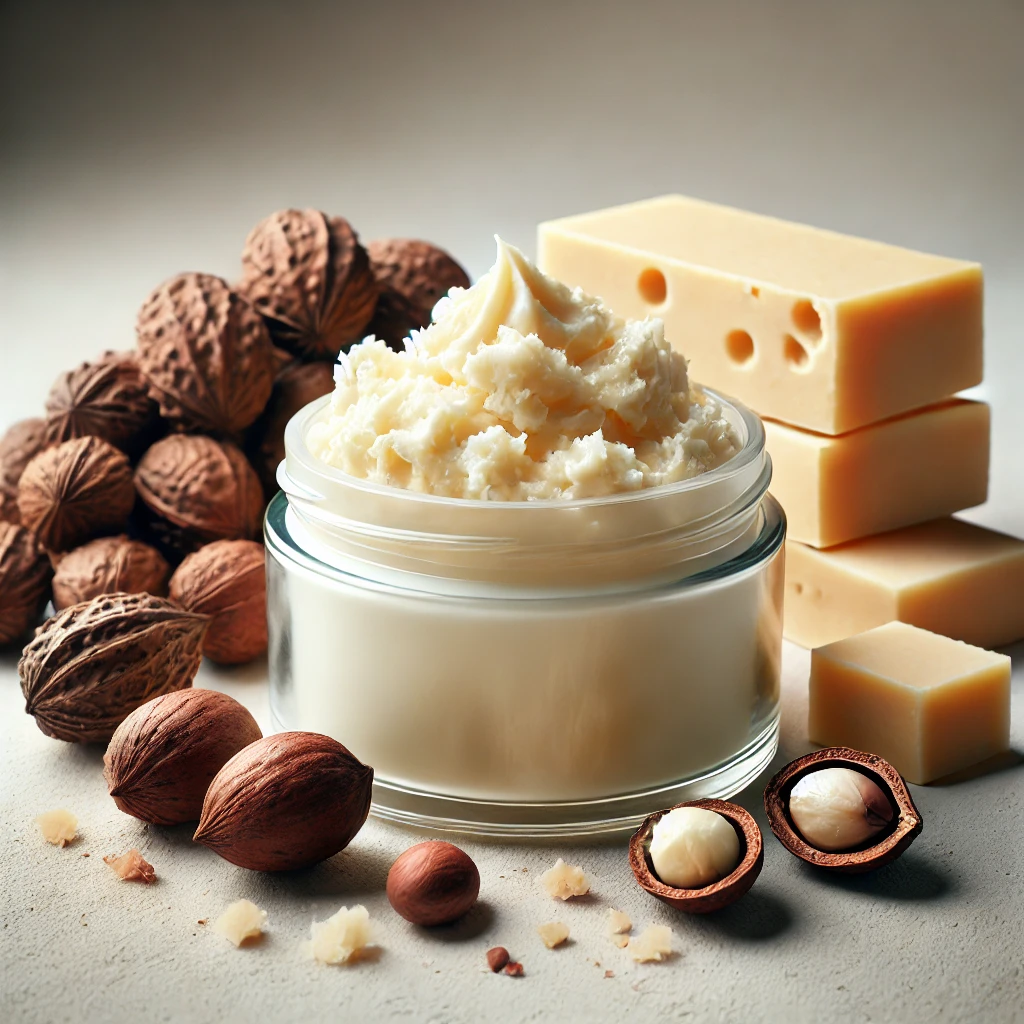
xmin=266 ymin=390 xmax=785 ymax=837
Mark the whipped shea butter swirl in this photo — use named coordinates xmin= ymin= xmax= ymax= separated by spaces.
xmin=307 ymin=239 xmax=739 ymax=499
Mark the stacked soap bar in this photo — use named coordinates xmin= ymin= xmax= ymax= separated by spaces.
xmin=539 ymin=196 xmax=1022 ymax=648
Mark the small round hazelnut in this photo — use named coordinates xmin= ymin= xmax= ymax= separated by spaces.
xmin=0 ymin=418 xmax=49 ymax=525
xmin=366 ymin=238 xmax=470 ymax=347
xmin=239 ymin=209 xmax=378 ymax=361
xmin=18 ymin=436 xmax=136 ymax=552
xmin=52 ymin=535 xmax=170 ymax=609
xmin=386 ymin=841 xmax=480 ymax=927
xmin=648 ymin=805 xmax=741 ymax=889
xmin=134 ymin=435 xmax=263 ymax=559
xmin=136 ymin=272 xmax=275 ymax=435
xmin=0 ymin=521 xmax=53 ymax=646
xmin=169 ymin=540 xmax=267 ymax=665
xmin=788 ymin=766 xmax=894 ymax=852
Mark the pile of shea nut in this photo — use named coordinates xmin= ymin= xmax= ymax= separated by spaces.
xmin=13 ymin=207 xmax=925 ymax=970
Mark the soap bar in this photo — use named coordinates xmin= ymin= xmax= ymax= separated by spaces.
xmin=809 ymin=621 xmax=1010 ymax=784
xmin=765 ymin=399 xmax=989 ymax=548
xmin=538 ymin=195 xmax=983 ymax=434
xmin=785 ymin=518 xmax=1024 ymax=649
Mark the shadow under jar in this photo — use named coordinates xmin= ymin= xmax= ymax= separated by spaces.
xmin=266 ymin=390 xmax=785 ymax=838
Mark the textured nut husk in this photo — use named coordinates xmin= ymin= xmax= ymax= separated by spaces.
xmin=169 ymin=540 xmax=266 ymax=665
xmin=134 ymin=435 xmax=263 ymax=558
xmin=386 ymin=841 xmax=481 ymax=927
xmin=104 ymin=688 xmax=262 ymax=825
xmin=629 ymin=799 xmax=764 ymax=913
xmin=19 ymin=592 xmax=209 ymax=743
xmin=194 ymin=731 xmax=373 ymax=871
xmin=367 ymin=238 xmax=470 ymax=347
xmin=136 ymin=272 xmax=275 ymax=434
xmin=0 ymin=418 xmax=49 ymax=525
xmin=247 ymin=361 xmax=335 ymax=493
xmin=18 ymin=436 xmax=136 ymax=552
xmin=239 ymin=209 xmax=378 ymax=361
xmin=52 ymin=535 xmax=170 ymax=610
xmin=764 ymin=747 xmax=923 ymax=874
xmin=44 ymin=351 xmax=157 ymax=452
xmin=0 ymin=522 xmax=53 ymax=646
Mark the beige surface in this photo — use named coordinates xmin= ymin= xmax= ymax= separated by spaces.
xmin=538 ymin=196 xmax=983 ymax=434
xmin=785 ymin=518 xmax=1024 ymax=649
xmin=809 ymin=622 xmax=1011 ymax=783
xmin=764 ymin=400 xmax=990 ymax=547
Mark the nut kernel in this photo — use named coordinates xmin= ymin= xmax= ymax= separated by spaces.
xmin=788 ymin=766 xmax=894 ymax=852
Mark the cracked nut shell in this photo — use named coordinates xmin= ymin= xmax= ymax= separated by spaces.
xmin=386 ymin=841 xmax=480 ymax=927
xmin=19 ymin=592 xmax=209 ymax=743
xmin=18 ymin=436 xmax=136 ymax=552
xmin=629 ymin=799 xmax=763 ymax=913
xmin=44 ymin=351 xmax=157 ymax=452
xmin=169 ymin=539 xmax=267 ymax=665
xmin=52 ymin=535 xmax=170 ymax=609
xmin=104 ymin=688 xmax=262 ymax=824
xmin=764 ymin=747 xmax=923 ymax=873
xmin=134 ymin=435 xmax=263 ymax=559
xmin=367 ymin=238 xmax=470 ymax=347
xmin=0 ymin=522 xmax=53 ymax=646
xmin=0 ymin=418 xmax=49 ymax=525
xmin=239 ymin=208 xmax=378 ymax=361
xmin=136 ymin=272 xmax=275 ymax=435
xmin=194 ymin=731 xmax=373 ymax=871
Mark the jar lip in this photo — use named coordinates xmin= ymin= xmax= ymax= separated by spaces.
xmin=284 ymin=386 xmax=765 ymax=511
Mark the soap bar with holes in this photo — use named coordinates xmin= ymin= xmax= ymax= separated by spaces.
xmin=765 ymin=399 xmax=989 ymax=548
xmin=538 ymin=196 xmax=983 ymax=434
xmin=809 ymin=621 xmax=1010 ymax=784
xmin=784 ymin=517 xmax=1024 ymax=649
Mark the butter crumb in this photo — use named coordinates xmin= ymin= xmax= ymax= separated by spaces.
xmin=37 ymin=809 xmax=78 ymax=846
xmin=536 ymin=922 xmax=570 ymax=948
xmin=103 ymin=849 xmax=156 ymax=884
xmin=213 ymin=899 xmax=267 ymax=947
xmin=608 ymin=908 xmax=632 ymax=947
xmin=628 ymin=925 xmax=673 ymax=963
xmin=540 ymin=858 xmax=590 ymax=900
xmin=310 ymin=905 xmax=371 ymax=965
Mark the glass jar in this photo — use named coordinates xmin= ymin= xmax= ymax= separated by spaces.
xmin=266 ymin=390 xmax=785 ymax=837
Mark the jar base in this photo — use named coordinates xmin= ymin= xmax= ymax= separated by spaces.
xmin=341 ymin=712 xmax=780 ymax=839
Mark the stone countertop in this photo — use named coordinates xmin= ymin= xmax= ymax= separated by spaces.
xmin=2 ymin=636 xmax=1021 ymax=1024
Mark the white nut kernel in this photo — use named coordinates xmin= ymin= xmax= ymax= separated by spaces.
xmin=649 ymin=806 xmax=740 ymax=889
xmin=788 ymin=767 xmax=893 ymax=852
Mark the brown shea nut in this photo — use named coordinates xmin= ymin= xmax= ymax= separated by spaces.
xmin=134 ymin=435 xmax=263 ymax=559
xmin=18 ymin=436 xmax=136 ymax=552
xmin=136 ymin=272 xmax=275 ymax=435
xmin=104 ymin=688 xmax=262 ymax=824
xmin=19 ymin=592 xmax=209 ymax=743
xmin=247 ymin=361 xmax=335 ymax=493
xmin=239 ymin=208 xmax=378 ymax=361
xmin=386 ymin=841 xmax=480 ymax=927
xmin=52 ymin=535 xmax=170 ymax=609
xmin=0 ymin=418 xmax=49 ymax=525
xmin=367 ymin=238 xmax=470 ymax=347
xmin=194 ymin=732 xmax=373 ymax=872
xmin=764 ymin=747 xmax=923 ymax=874
xmin=169 ymin=540 xmax=267 ymax=665
xmin=44 ymin=351 xmax=157 ymax=453
xmin=629 ymin=799 xmax=763 ymax=913
xmin=0 ymin=522 xmax=53 ymax=646
xmin=486 ymin=946 xmax=510 ymax=973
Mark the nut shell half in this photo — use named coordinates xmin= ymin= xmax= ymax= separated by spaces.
xmin=763 ymin=747 xmax=922 ymax=874
xmin=104 ymin=688 xmax=262 ymax=825
xmin=52 ymin=535 xmax=170 ymax=609
xmin=0 ymin=522 xmax=53 ymax=646
xmin=194 ymin=731 xmax=373 ymax=872
xmin=386 ymin=841 xmax=480 ymax=927
xmin=629 ymin=799 xmax=763 ymax=913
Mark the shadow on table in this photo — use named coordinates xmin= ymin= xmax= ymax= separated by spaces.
xmin=797 ymin=849 xmax=956 ymax=902
xmin=928 ymin=748 xmax=1024 ymax=786
xmin=688 ymin=884 xmax=794 ymax=942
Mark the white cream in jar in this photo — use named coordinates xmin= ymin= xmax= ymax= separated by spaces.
xmin=267 ymin=242 xmax=785 ymax=835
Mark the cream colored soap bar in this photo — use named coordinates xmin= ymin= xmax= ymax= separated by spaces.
xmin=765 ymin=399 xmax=989 ymax=548
xmin=785 ymin=518 xmax=1024 ymax=649
xmin=809 ymin=621 xmax=1010 ymax=784
xmin=538 ymin=196 xmax=983 ymax=434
